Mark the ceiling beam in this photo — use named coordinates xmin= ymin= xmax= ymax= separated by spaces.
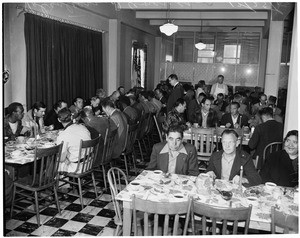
xmin=136 ymin=11 xmax=269 ymax=20
xmin=150 ymin=20 xmax=265 ymax=27
xmin=116 ymin=2 xmax=273 ymax=11
xmin=177 ymin=26 xmax=262 ymax=33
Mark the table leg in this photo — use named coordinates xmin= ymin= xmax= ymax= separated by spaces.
xmin=122 ymin=201 xmax=132 ymax=236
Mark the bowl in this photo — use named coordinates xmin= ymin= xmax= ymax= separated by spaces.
xmin=153 ymin=170 xmax=163 ymax=175
xmin=173 ymin=193 xmax=184 ymax=199
xmin=265 ymin=182 xmax=277 ymax=192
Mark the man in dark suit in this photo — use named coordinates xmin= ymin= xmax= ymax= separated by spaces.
xmin=45 ymin=100 xmax=68 ymax=130
xmin=80 ymin=107 xmax=117 ymax=139
xmin=166 ymin=74 xmax=184 ymax=113
xmin=117 ymin=95 xmax=139 ymax=125
xmin=101 ymin=98 xmax=128 ymax=159
xmin=147 ymin=124 xmax=199 ymax=176
xmin=248 ymin=107 xmax=284 ymax=170
xmin=206 ymin=129 xmax=261 ymax=187
xmin=220 ymin=102 xmax=249 ymax=129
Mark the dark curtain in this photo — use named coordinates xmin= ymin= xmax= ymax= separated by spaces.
xmin=24 ymin=13 xmax=103 ymax=110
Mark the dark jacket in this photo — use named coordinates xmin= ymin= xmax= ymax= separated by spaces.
xmin=147 ymin=141 xmax=200 ymax=176
xmin=206 ymin=149 xmax=262 ymax=187
xmin=4 ymin=116 xmax=24 ymax=141
xmin=44 ymin=109 xmax=64 ymax=130
xmin=166 ymin=83 xmax=184 ymax=113
xmin=162 ymin=108 xmax=187 ymax=132
xmin=188 ymin=99 xmax=201 ymax=122
xmin=248 ymin=119 xmax=283 ymax=169
xmin=260 ymin=150 xmax=298 ymax=187
xmin=220 ymin=113 xmax=249 ymax=128
xmin=191 ymin=109 xmax=219 ymax=127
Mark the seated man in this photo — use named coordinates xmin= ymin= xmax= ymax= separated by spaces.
xmin=22 ymin=101 xmax=47 ymax=134
xmin=147 ymin=124 xmax=199 ymax=176
xmin=206 ymin=129 xmax=261 ymax=187
xmin=69 ymin=96 xmax=84 ymax=121
xmin=44 ymin=100 xmax=68 ymax=130
xmin=220 ymin=102 xmax=248 ymax=129
xmin=56 ymin=108 xmax=91 ymax=173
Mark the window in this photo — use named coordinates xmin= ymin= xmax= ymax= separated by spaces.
xmin=223 ymin=45 xmax=241 ymax=64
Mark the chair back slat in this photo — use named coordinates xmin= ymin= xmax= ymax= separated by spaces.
xmin=192 ymin=199 xmax=252 ymax=235
xmin=137 ymin=112 xmax=150 ymax=139
xmin=153 ymin=115 xmax=164 ymax=142
xmin=132 ymin=195 xmax=191 ymax=236
xmin=190 ymin=128 xmax=215 ymax=156
xmin=73 ymin=136 xmax=101 ymax=174
xmin=263 ymin=142 xmax=283 ymax=164
xmin=30 ymin=143 xmax=63 ymax=187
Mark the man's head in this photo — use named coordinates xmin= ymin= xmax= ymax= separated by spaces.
xmin=217 ymin=75 xmax=224 ymax=84
xmin=217 ymin=93 xmax=224 ymax=102
xmin=259 ymin=107 xmax=273 ymax=122
xmin=118 ymin=86 xmax=125 ymax=96
xmin=201 ymin=97 xmax=212 ymax=112
xmin=233 ymin=93 xmax=243 ymax=104
xmin=198 ymin=92 xmax=206 ymax=103
xmin=174 ymin=98 xmax=186 ymax=113
xmin=110 ymin=91 xmax=120 ymax=101
xmin=7 ymin=102 xmax=24 ymax=121
xmin=139 ymin=91 xmax=149 ymax=102
xmin=268 ymin=95 xmax=277 ymax=106
xmin=90 ymin=96 xmax=100 ymax=108
xmin=96 ymin=88 xmax=106 ymax=99
xmin=230 ymin=102 xmax=240 ymax=116
xmin=221 ymin=129 xmax=240 ymax=155
xmin=57 ymin=107 xmax=72 ymax=126
xmin=73 ymin=97 xmax=84 ymax=110
xmin=101 ymin=98 xmax=115 ymax=116
xmin=80 ymin=107 xmax=94 ymax=123
xmin=166 ymin=124 xmax=184 ymax=151
xmin=168 ymin=74 xmax=179 ymax=87
xmin=259 ymin=93 xmax=267 ymax=105
xmin=53 ymin=100 xmax=68 ymax=113
xmin=32 ymin=101 xmax=46 ymax=118
xmin=155 ymin=88 xmax=163 ymax=100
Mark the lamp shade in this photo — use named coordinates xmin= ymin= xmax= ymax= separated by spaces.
xmin=195 ymin=42 xmax=206 ymax=50
xmin=160 ymin=23 xmax=178 ymax=36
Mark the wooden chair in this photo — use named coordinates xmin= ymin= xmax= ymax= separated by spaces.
xmin=11 ymin=143 xmax=63 ymax=226
xmin=271 ymin=206 xmax=299 ymax=234
xmin=107 ymin=167 xmax=128 ymax=236
xmin=191 ymin=199 xmax=252 ymax=235
xmin=136 ymin=112 xmax=151 ymax=162
xmin=132 ymin=194 xmax=192 ymax=236
xmin=153 ymin=114 xmax=164 ymax=142
xmin=263 ymin=142 xmax=283 ymax=165
xmin=190 ymin=127 xmax=216 ymax=171
xmin=59 ymin=136 xmax=101 ymax=209
xmin=121 ymin=122 xmax=139 ymax=176
xmin=94 ymin=128 xmax=118 ymax=191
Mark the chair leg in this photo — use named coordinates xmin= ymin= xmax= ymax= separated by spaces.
xmin=10 ymin=185 xmax=16 ymax=218
xmin=132 ymin=153 xmax=137 ymax=175
xmin=91 ymin=172 xmax=98 ymax=198
xmin=34 ymin=191 xmax=40 ymax=226
xmin=53 ymin=185 xmax=61 ymax=215
xmin=77 ymin=178 xmax=84 ymax=210
xmin=123 ymin=154 xmax=129 ymax=177
xmin=137 ymin=140 xmax=144 ymax=162
xmin=102 ymin=165 xmax=107 ymax=191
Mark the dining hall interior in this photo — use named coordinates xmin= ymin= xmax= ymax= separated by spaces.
xmin=2 ymin=1 xmax=299 ymax=236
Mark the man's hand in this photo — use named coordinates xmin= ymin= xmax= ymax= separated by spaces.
xmin=232 ymin=175 xmax=249 ymax=184
xmin=225 ymin=123 xmax=231 ymax=128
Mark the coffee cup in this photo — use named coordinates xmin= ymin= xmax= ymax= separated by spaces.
xmin=130 ymin=182 xmax=141 ymax=191
xmin=193 ymin=123 xmax=199 ymax=128
xmin=16 ymin=136 xmax=25 ymax=144
xmin=265 ymin=182 xmax=277 ymax=192
xmin=247 ymin=196 xmax=258 ymax=206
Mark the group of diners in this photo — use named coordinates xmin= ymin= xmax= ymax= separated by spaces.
xmin=4 ymin=73 xmax=297 ymax=189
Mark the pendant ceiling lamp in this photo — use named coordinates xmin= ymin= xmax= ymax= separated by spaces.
xmin=160 ymin=3 xmax=178 ymax=36
xmin=195 ymin=20 xmax=206 ymax=50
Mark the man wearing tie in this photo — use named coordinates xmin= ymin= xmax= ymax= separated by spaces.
xmin=166 ymin=74 xmax=185 ymax=113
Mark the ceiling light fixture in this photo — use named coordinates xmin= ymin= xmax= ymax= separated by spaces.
xmin=160 ymin=3 xmax=178 ymax=36
xmin=195 ymin=20 xmax=206 ymax=50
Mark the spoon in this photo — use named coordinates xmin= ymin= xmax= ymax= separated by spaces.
xmin=216 ymin=189 xmax=233 ymax=201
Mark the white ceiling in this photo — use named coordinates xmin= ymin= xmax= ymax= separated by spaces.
xmin=116 ymin=2 xmax=295 ymax=34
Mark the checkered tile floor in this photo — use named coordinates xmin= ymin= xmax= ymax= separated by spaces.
xmin=4 ymin=160 xmax=149 ymax=236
